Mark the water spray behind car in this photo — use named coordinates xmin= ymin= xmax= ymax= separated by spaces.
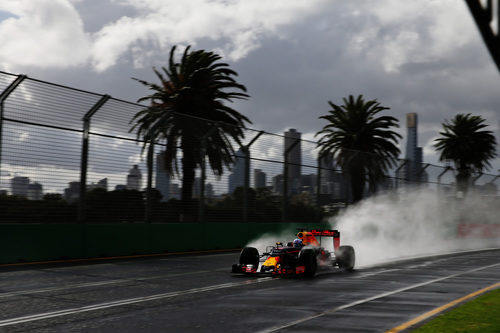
xmin=331 ymin=188 xmax=500 ymax=268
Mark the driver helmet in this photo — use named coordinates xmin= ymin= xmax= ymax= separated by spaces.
xmin=293 ymin=238 xmax=303 ymax=247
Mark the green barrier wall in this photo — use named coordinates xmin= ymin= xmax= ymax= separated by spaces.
xmin=0 ymin=223 xmax=330 ymax=264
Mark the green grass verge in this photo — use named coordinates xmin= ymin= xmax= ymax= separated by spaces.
xmin=412 ymin=288 xmax=500 ymax=332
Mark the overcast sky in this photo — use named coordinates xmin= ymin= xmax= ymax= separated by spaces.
xmin=1 ymin=0 xmax=499 ymax=174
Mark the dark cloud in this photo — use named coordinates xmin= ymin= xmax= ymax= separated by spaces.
xmin=2 ymin=1 xmax=499 ymax=173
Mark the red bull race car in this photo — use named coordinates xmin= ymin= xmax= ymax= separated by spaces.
xmin=231 ymin=229 xmax=355 ymax=277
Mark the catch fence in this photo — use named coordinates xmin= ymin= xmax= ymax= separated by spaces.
xmin=0 ymin=71 xmax=498 ymax=223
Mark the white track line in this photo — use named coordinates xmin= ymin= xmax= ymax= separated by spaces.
xmin=258 ymin=262 xmax=500 ymax=333
xmin=0 ymin=270 xmax=213 ymax=299
xmin=356 ymin=247 xmax=500 ymax=269
xmin=0 ymin=277 xmax=274 ymax=327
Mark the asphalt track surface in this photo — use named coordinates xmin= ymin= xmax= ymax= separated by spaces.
xmin=0 ymin=248 xmax=499 ymax=332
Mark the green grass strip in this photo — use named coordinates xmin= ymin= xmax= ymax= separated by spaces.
xmin=412 ymin=288 xmax=500 ymax=332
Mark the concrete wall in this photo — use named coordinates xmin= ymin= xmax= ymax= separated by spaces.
xmin=0 ymin=223 xmax=330 ymax=264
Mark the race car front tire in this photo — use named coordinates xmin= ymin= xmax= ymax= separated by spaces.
xmin=335 ymin=245 xmax=355 ymax=271
xmin=239 ymin=247 xmax=259 ymax=268
xmin=299 ymin=249 xmax=317 ymax=277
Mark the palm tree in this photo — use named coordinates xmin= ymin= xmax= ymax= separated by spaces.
xmin=130 ymin=45 xmax=250 ymax=219
xmin=434 ymin=113 xmax=496 ymax=193
xmin=316 ymin=95 xmax=401 ymax=203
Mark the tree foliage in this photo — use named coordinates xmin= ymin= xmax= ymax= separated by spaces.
xmin=130 ymin=45 xmax=250 ymax=216
xmin=316 ymin=95 xmax=401 ymax=202
xmin=434 ymin=113 xmax=497 ymax=192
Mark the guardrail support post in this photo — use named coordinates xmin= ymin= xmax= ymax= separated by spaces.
xmin=0 ymin=75 xmax=26 ymax=187
xmin=199 ymin=123 xmax=219 ymax=223
xmin=145 ymin=140 xmax=155 ymax=223
xmin=78 ymin=95 xmax=110 ymax=223
xmin=282 ymin=138 xmax=300 ymax=223
xmin=394 ymin=160 xmax=408 ymax=189
xmin=242 ymin=131 xmax=264 ymax=223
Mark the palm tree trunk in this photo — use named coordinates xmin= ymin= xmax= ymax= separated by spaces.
xmin=456 ymin=166 xmax=470 ymax=194
xmin=180 ymin=150 xmax=196 ymax=222
xmin=349 ymin=164 xmax=364 ymax=203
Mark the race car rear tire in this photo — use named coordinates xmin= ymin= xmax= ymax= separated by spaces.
xmin=239 ymin=247 xmax=259 ymax=267
xmin=299 ymin=249 xmax=317 ymax=277
xmin=335 ymin=245 xmax=355 ymax=271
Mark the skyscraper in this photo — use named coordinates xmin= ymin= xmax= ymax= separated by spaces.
xmin=127 ymin=165 xmax=142 ymax=190
xmin=88 ymin=178 xmax=108 ymax=191
xmin=254 ymin=169 xmax=266 ymax=188
xmin=11 ymin=176 xmax=29 ymax=197
xmin=228 ymin=148 xmax=247 ymax=193
xmin=404 ymin=113 xmax=425 ymax=184
xmin=284 ymin=128 xmax=301 ymax=194
xmin=64 ymin=181 xmax=80 ymax=201
xmin=27 ymin=182 xmax=43 ymax=200
xmin=156 ymin=151 xmax=170 ymax=201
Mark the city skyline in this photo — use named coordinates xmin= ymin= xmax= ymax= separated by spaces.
xmin=2 ymin=120 xmax=497 ymax=200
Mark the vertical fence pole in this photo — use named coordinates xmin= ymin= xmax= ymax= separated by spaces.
xmin=0 ymin=75 xmax=26 ymax=186
xmin=394 ymin=160 xmax=407 ymax=190
xmin=78 ymin=95 xmax=110 ymax=223
xmin=282 ymin=138 xmax=300 ymax=223
xmin=241 ymin=131 xmax=264 ymax=223
xmin=316 ymin=157 xmax=321 ymax=219
xmin=145 ymin=140 xmax=154 ymax=223
xmin=199 ymin=145 xmax=206 ymax=223
xmin=199 ymin=123 xmax=219 ymax=223
xmin=437 ymin=166 xmax=453 ymax=195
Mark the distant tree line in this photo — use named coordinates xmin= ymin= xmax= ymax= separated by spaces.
xmin=0 ymin=186 xmax=323 ymax=223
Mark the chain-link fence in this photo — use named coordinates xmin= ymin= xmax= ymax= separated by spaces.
xmin=0 ymin=71 xmax=498 ymax=223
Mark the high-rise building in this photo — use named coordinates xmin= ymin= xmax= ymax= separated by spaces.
xmin=228 ymin=148 xmax=247 ymax=193
xmin=192 ymin=177 xmax=213 ymax=198
xmin=64 ymin=181 xmax=80 ymax=201
xmin=284 ymin=129 xmax=301 ymax=194
xmin=272 ymin=174 xmax=283 ymax=194
xmin=11 ymin=177 xmax=43 ymax=200
xmin=319 ymin=154 xmax=335 ymax=194
xmin=88 ymin=178 xmax=108 ymax=191
xmin=254 ymin=169 xmax=266 ymax=188
xmin=169 ymin=183 xmax=181 ymax=200
xmin=156 ymin=151 xmax=170 ymax=202
xmin=11 ymin=176 xmax=29 ymax=197
xmin=404 ymin=113 xmax=426 ymax=184
xmin=300 ymin=174 xmax=316 ymax=194
xmin=127 ymin=165 xmax=142 ymax=190
xmin=27 ymin=182 xmax=43 ymax=200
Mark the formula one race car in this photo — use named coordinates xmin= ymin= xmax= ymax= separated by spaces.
xmin=231 ymin=229 xmax=355 ymax=277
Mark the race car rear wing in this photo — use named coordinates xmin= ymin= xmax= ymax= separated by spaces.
xmin=297 ymin=229 xmax=340 ymax=250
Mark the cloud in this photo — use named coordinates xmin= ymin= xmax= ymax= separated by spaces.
xmin=90 ymin=0 xmax=329 ymax=71
xmin=0 ymin=0 xmax=90 ymax=70
xmin=345 ymin=0 xmax=475 ymax=73
xmin=0 ymin=0 xmax=330 ymax=72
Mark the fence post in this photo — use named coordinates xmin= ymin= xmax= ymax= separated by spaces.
xmin=199 ymin=123 xmax=219 ymax=223
xmin=394 ymin=160 xmax=407 ymax=190
xmin=241 ymin=131 xmax=264 ymax=223
xmin=316 ymin=157 xmax=321 ymax=218
xmin=437 ymin=166 xmax=453 ymax=195
xmin=0 ymin=75 xmax=26 ymax=186
xmin=145 ymin=140 xmax=155 ymax=223
xmin=78 ymin=95 xmax=110 ymax=223
xmin=282 ymin=138 xmax=300 ymax=223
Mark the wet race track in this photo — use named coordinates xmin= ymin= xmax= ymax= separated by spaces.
xmin=0 ymin=248 xmax=499 ymax=332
